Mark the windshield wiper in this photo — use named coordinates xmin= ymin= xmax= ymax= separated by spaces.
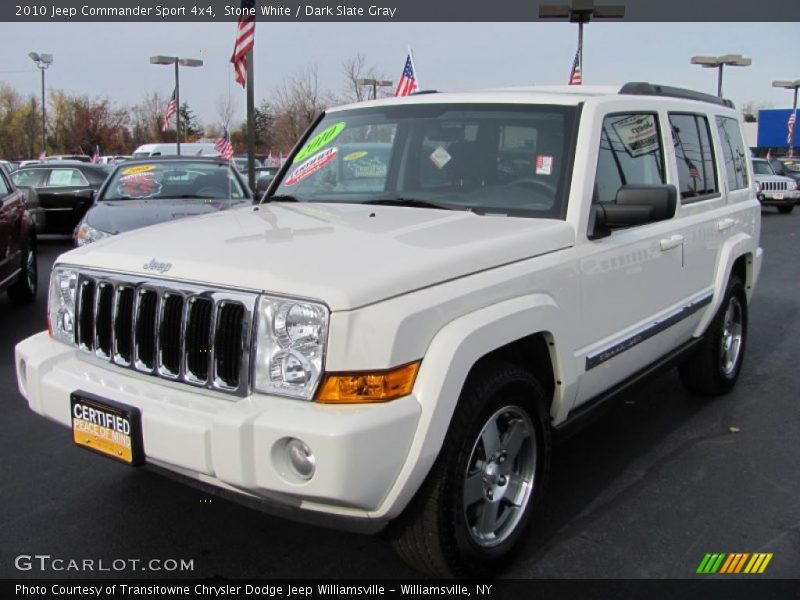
xmin=263 ymin=194 xmax=300 ymax=203
xmin=363 ymin=197 xmax=464 ymax=211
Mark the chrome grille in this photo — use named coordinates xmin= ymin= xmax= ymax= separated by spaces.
xmin=761 ymin=180 xmax=788 ymax=192
xmin=75 ymin=271 xmax=256 ymax=396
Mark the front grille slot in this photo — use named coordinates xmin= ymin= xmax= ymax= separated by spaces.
xmin=77 ymin=279 xmax=96 ymax=350
xmin=185 ymin=298 xmax=213 ymax=383
xmin=72 ymin=272 xmax=254 ymax=396
xmin=114 ymin=287 xmax=135 ymax=365
xmin=158 ymin=293 xmax=184 ymax=377
xmin=214 ymin=303 xmax=245 ymax=389
xmin=135 ymin=290 xmax=158 ymax=371
xmin=94 ymin=282 xmax=114 ymax=358
xmin=762 ymin=181 xmax=787 ymax=192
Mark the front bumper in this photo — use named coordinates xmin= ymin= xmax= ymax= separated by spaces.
xmin=15 ymin=331 xmax=421 ymax=528
xmin=757 ymin=190 xmax=799 ymax=206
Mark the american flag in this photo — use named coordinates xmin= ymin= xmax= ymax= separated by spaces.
xmin=394 ymin=49 xmax=419 ymax=97
xmin=91 ymin=146 xmax=100 ymax=163
xmin=766 ymin=149 xmax=772 ymax=161
xmin=568 ymin=48 xmax=582 ymax=85
xmin=231 ymin=0 xmax=255 ymax=88
xmin=788 ymin=111 xmax=796 ymax=145
xmin=38 ymin=150 xmax=46 ymax=160
xmin=214 ymin=126 xmax=234 ymax=161
xmin=161 ymin=88 xmax=177 ymax=132
xmin=686 ymin=159 xmax=699 ymax=179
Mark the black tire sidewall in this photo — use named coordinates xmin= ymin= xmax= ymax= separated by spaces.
xmin=443 ymin=366 xmax=550 ymax=571
xmin=713 ymin=278 xmax=748 ymax=385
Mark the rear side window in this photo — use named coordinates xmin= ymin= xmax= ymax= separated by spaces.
xmin=45 ymin=169 xmax=89 ymax=187
xmin=669 ymin=113 xmax=718 ymax=200
xmin=715 ymin=116 xmax=749 ymax=191
xmin=0 ymin=172 xmax=10 ymax=196
xmin=594 ymin=113 xmax=665 ymax=203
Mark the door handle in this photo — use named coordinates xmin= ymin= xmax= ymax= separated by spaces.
xmin=660 ymin=234 xmax=684 ymax=251
xmin=717 ymin=218 xmax=735 ymax=231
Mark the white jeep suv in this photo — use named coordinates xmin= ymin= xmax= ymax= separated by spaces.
xmin=15 ymin=83 xmax=762 ymax=576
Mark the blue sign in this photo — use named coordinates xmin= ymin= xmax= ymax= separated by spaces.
xmin=757 ymin=109 xmax=799 ymax=149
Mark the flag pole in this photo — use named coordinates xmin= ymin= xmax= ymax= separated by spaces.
xmin=246 ymin=48 xmax=256 ymax=194
xmin=578 ymin=21 xmax=583 ymax=80
xmin=174 ymin=58 xmax=181 ymax=156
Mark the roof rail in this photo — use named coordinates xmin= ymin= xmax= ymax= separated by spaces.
xmin=619 ymin=82 xmax=735 ymax=109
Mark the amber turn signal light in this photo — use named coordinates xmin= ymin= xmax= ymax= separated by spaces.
xmin=315 ymin=361 xmax=421 ymax=404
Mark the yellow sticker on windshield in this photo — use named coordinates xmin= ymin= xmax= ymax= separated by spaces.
xmin=121 ymin=164 xmax=156 ymax=176
xmin=344 ymin=151 xmax=368 ymax=161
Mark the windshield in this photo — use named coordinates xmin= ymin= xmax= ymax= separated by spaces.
xmin=270 ymin=103 xmax=577 ymax=218
xmin=752 ymin=161 xmax=774 ymax=175
xmin=102 ymin=161 xmax=247 ymax=201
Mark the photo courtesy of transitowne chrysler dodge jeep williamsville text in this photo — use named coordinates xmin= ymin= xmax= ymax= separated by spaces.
xmin=15 ymin=82 xmax=762 ymax=577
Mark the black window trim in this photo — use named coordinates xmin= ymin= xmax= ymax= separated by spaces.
xmin=668 ymin=111 xmax=721 ymax=205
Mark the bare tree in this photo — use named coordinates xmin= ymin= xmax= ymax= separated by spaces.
xmin=271 ymin=66 xmax=332 ymax=151
xmin=339 ymin=53 xmax=392 ymax=104
xmin=216 ymin=93 xmax=239 ymax=128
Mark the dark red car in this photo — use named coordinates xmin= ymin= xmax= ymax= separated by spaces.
xmin=0 ymin=165 xmax=37 ymax=305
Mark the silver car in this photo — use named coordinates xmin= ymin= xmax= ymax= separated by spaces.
xmin=752 ymin=158 xmax=798 ymax=214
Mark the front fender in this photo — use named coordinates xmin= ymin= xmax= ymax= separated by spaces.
xmin=369 ymin=293 xmax=570 ymax=520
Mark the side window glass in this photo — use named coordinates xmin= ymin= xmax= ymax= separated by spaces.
xmin=715 ymin=116 xmax=749 ymax=190
xmin=670 ymin=113 xmax=718 ymax=199
xmin=11 ymin=170 xmax=44 ymax=188
xmin=46 ymin=169 xmax=89 ymax=187
xmin=594 ymin=113 xmax=665 ymax=204
xmin=0 ymin=173 xmax=10 ymax=196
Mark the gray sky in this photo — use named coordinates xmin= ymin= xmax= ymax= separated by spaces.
xmin=1 ymin=22 xmax=796 ymax=126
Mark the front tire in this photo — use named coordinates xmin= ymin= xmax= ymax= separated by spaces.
xmin=679 ymin=275 xmax=747 ymax=396
xmin=390 ymin=360 xmax=551 ymax=577
xmin=7 ymin=242 xmax=37 ymax=305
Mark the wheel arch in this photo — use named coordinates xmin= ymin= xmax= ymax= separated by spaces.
xmin=371 ymin=293 xmax=572 ymax=520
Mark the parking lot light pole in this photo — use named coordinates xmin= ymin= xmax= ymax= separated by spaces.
xmin=28 ymin=52 xmax=53 ymax=155
xmin=773 ymin=80 xmax=800 ymax=158
xmin=691 ymin=54 xmax=751 ymax=98
xmin=149 ymin=55 xmax=203 ymax=155
xmin=356 ymin=78 xmax=393 ymax=100
xmin=539 ymin=0 xmax=626 ymax=78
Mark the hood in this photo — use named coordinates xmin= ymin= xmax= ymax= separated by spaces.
xmin=63 ymin=203 xmax=575 ymax=311
xmin=85 ymin=198 xmax=249 ymax=234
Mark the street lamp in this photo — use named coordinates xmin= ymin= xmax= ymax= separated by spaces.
xmin=539 ymin=0 xmax=626 ymax=80
xmin=773 ymin=80 xmax=800 ymax=158
xmin=28 ymin=52 xmax=53 ymax=156
xmin=690 ymin=54 xmax=751 ymax=98
xmin=356 ymin=78 xmax=393 ymax=100
xmin=149 ymin=55 xmax=204 ymax=155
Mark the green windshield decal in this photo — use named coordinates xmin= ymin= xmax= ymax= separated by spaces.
xmin=294 ymin=122 xmax=346 ymax=163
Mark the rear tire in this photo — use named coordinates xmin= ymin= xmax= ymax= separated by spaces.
xmin=7 ymin=242 xmax=37 ymax=306
xmin=679 ymin=275 xmax=747 ymax=396
xmin=389 ymin=360 xmax=551 ymax=577
xmin=777 ymin=205 xmax=794 ymax=214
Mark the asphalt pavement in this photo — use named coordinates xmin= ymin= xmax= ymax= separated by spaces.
xmin=0 ymin=213 xmax=798 ymax=580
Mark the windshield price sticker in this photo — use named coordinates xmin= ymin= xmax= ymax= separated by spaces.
xmin=429 ymin=146 xmax=452 ymax=169
xmin=285 ymin=147 xmax=338 ymax=186
xmin=294 ymin=122 xmax=346 ymax=163
xmin=612 ymin=114 xmax=659 ymax=157
xmin=536 ymin=155 xmax=553 ymax=175
xmin=118 ymin=172 xmax=161 ymax=197
xmin=121 ymin=164 xmax=157 ymax=176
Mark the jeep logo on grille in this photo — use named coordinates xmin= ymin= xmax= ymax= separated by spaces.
xmin=142 ymin=259 xmax=173 ymax=274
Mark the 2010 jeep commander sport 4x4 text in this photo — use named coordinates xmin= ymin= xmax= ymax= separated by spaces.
xmin=16 ymin=83 xmax=762 ymax=577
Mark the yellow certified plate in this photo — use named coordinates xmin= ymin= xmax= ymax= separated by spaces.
xmin=70 ymin=392 xmax=143 ymax=465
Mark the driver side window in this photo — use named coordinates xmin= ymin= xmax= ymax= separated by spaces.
xmin=594 ymin=113 xmax=665 ymax=204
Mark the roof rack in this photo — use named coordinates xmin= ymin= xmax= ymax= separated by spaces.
xmin=619 ymin=82 xmax=735 ymax=109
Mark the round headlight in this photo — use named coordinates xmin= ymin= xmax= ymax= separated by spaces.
xmin=274 ymin=303 xmax=323 ymax=347
xmin=270 ymin=349 xmax=312 ymax=385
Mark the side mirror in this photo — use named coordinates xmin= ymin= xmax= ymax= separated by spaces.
xmin=590 ymin=184 xmax=677 ymax=239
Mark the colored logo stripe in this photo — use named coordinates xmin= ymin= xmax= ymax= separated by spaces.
xmin=697 ymin=553 xmax=773 ymax=574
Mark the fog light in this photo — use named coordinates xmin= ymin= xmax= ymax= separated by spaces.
xmin=286 ymin=438 xmax=315 ymax=480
